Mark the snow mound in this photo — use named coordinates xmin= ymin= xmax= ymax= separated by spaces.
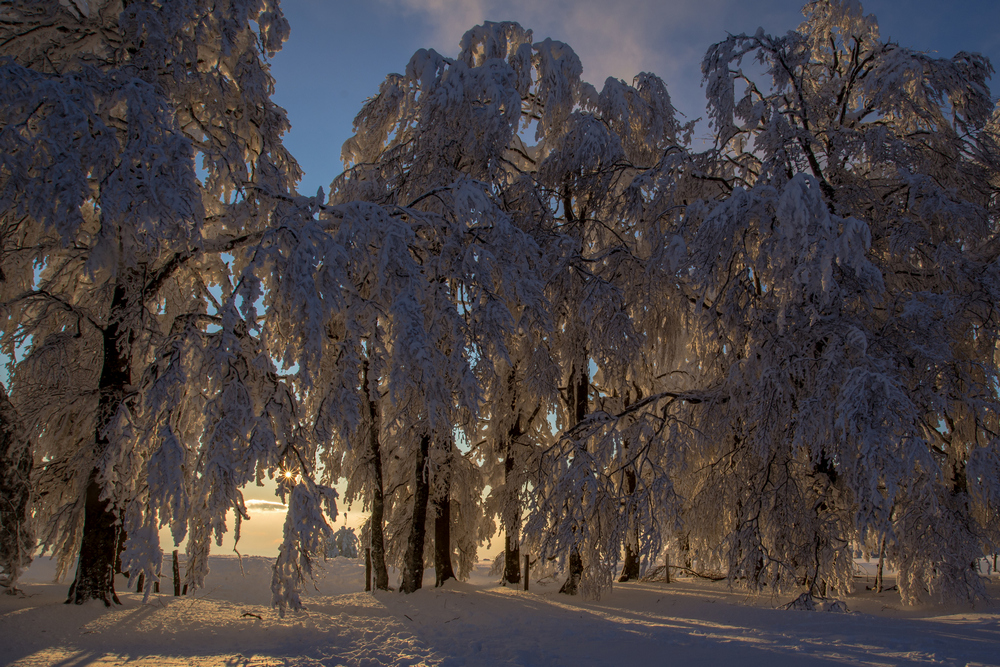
xmin=783 ymin=592 xmax=850 ymax=613
xmin=3 ymin=556 xmax=999 ymax=666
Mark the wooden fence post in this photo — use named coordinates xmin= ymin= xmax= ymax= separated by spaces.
xmin=664 ymin=553 xmax=671 ymax=584
xmin=523 ymin=555 xmax=529 ymax=592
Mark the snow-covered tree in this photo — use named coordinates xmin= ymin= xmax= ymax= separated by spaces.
xmin=0 ymin=0 xmax=303 ymax=606
xmin=332 ymin=27 xmax=554 ymax=593
xmin=338 ymin=20 xmax=705 ymax=598
xmin=325 ymin=525 xmax=360 ymax=559
xmin=685 ymin=0 xmax=1000 ymax=603
xmin=5 ymin=0 xmax=996 ymax=614
xmin=460 ymin=26 xmax=696 ymax=597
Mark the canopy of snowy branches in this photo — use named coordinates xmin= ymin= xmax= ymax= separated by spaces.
xmin=1 ymin=0 xmax=998 ymax=611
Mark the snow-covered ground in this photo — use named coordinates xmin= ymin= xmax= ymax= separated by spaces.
xmin=2 ymin=556 xmax=999 ymax=666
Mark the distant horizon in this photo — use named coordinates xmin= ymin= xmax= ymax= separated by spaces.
xmin=153 ymin=485 xmax=369 ymax=558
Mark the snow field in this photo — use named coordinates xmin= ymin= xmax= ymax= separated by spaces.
xmin=2 ymin=556 xmax=999 ymax=666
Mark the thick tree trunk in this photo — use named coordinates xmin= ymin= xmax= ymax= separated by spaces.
xmin=560 ymin=354 xmax=589 ymax=595
xmin=433 ymin=481 xmax=456 ymax=587
xmin=620 ymin=539 xmax=641 ymax=582
xmin=502 ymin=399 xmax=522 ymax=585
xmin=67 ymin=280 xmax=133 ymax=605
xmin=400 ymin=434 xmax=431 ymax=594
xmin=559 ymin=550 xmax=583 ymax=595
xmin=363 ymin=359 xmax=389 ymax=591
xmin=500 ymin=376 xmax=524 ymax=586
xmin=67 ymin=473 xmax=122 ymax=606
xmin=619 ymin=469 xmax=641 ymax=582
xmin=0 ymin=386 xmax=33 ymax=591
xmin=503 ymin=530 xmax=521 ymax=586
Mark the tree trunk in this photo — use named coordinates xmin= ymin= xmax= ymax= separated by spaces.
xmin=172 ymin=550 xmax=181 ymax=596
xmin=400 ymin=434 xmax=431 ymax=594
xmin=433 ymin=479 xmax=456 ymax=587
xmin=363 ymin=358 xmax=389 ymax=591
xmin=502 ymin=404 xmax=522 ymax=585
xmin=875 ymin=536 xmax=885 ymax=593
xmin=365 ymin=548 xmax=371 ymax=592
xmin=559 ymin=550 xmax=583 ymax=595
xmin=113 ymin=523 xmax=129 ymax=578
xmin=504 ymin=530 xmax=521 ymax=586
xmin=560 ymin=353 xmax=588 ymax=595
xmin=0 ymin=386 xmax=33 ymax=591
xmin=67 ymin=280 xmax=134 ymax=605
xmin=619 ymin=469 xmax=641 ymax=582
xmin=620 ymin=538 xmax=640 ymax=581
xmin=67 ymin=473 xmax=122 ymax=606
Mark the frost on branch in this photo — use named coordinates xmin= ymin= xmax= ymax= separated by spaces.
xmin=3 ymin=1 xmax=1000 ymax=610
xmin=0 ymin=0 xmax=304 ymax=604
xmin=686 ymin=0 xmax=1000 ymax=603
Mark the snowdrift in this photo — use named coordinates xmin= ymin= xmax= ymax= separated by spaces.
xmin=1 ymin=556 xmax=999 ymax=666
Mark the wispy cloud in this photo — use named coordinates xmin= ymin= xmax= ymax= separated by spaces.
xmin=391 ymin=0 xmax=488 ymax=49
xmin=245 ymin=499 xmax=288 ymax=513
xmin=375 ymin=0 xmax=735 ymax=113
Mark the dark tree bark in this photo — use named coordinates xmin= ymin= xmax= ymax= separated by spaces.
xmin=363 ymin=358 xmax=389 ymax=591
xmin=619 ymin=541 xmax=641 ymax=582
xmin=0 ymin=385 xmax=33 ymax=591
xmin=502 ymin=442 xmax=521 ymax=585
xmin=433 ymin=475 xmax=456 ymax=587
xmin=619 ymin=386 xmax=642 ymax=582
xmin=875 ymin=536 xmax=885 ymax=593
xmin=171 ymin=550 xmax=180 ymax=596
xmin=619 ymin=468 xmax=641 ymax=582
xmin=67 ymin=279 xmax=134 ymax=606
xmin=400 ymin=434 xmax=431 ymax=594
xmin=68 ymin=473 xmax=122 ymax=605
xmin=502 ymin=369 xmax=522 ymax=586
xmin=560 ymin=354 xmax=589 ymax=595
xmin=559 ymin=550 xmax=584 ymax=595
xmin=114 ymin=525 xmax=127 ymax=576
xmin=504 ymin=529 xmax=521 ymax=586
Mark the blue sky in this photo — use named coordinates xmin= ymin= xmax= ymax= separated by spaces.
xmin=268 ymin=0 xmax=1000 ymax=196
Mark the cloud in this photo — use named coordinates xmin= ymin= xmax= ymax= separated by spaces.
xmin=385 ymin=0 xmax=487 ymax=52
xmin=245 ymin=499 xmax=288 ymax=513
xmin=375 ymin=0 xmax=733 ymax=114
